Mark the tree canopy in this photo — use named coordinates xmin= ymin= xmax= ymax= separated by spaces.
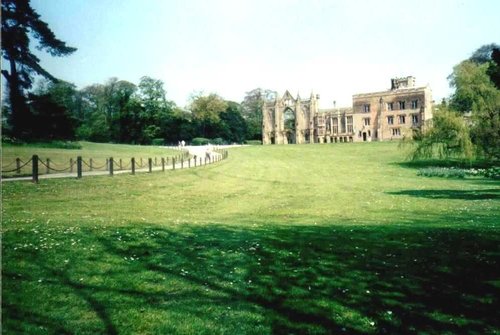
xmin=409 ymin=106 xmax=473 ymax=161
xmin=2 ymin=0 xmax=77 ymax=138
xmin=411 ymin=43 xmax=500 ymax=161
xmin=241 ymin=88 xmax=275 ymax=140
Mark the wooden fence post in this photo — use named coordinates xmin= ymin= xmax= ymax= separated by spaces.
xmin=148 ymin=158 xmax=152 ymax=173
xmin=155 ymin=157 xmax=157 ymax=166
xmin=77 ymin=156 xmax=82 ymax=179
xmin=70 ymin=158 xmax=74 ymax=173
xmin=188 ymin=159 xmax=191 ymax=168
xmin=90 ymin=158 xmax=93 ymax=171
xmin=172 ymin=158 xmax=176 ymax=170
xmin=32 ymin=155 xmax=39 ymax=183
xmin=109 ymin=157 xmax=114 ymax=176
xmin=131 ymin=158 xmax=135 ymax=175
xmin=194 ymin=157 xmax=197 ymax=167
xmin=16 ymin=158 xmax=21 ymax=174
xmin=181 ymin=158 xmax=184 ymax=169
xmin=45 ymin=158 xmax=50 ymax=174
xmin=140 ymin=158 xmax=143 ymax=167
xmin=161 ymin=157 xmax=165 ymax=171
xmin=119 ymin=159 xmax=123 ymax=170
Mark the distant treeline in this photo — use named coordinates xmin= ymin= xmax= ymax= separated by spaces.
xmin=2 ymin=75 xmax=274 ymax=145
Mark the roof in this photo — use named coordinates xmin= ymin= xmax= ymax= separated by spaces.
xmin=352 ymin=85 xmax=430 ymax=99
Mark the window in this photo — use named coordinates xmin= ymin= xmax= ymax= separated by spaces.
xmin=392 ymin=128 xmax=401 ymax=136
xmin=398 ymin=115 xmax=406 ymax=124
xmin=358 ymin=131 xmax=362 ymax=138
xmin=411 ymin=100 xmax=418 ymax=109
xmin=399 ymin=101 xmax=406 ymax=110
xmin=387 ymin=102 xmax=394 ymax=111
xmin=346 ymin=116 xmax=353 ymax=133
xmin=412 ymin=114 xmax=419 ymax=125
xmin=363 ymin=104 xmax=370 ymax=113
xmin=364 ymin=118 xmax=370 ymax=126
xmin=387 ymin=116 xmax=394 ymax=125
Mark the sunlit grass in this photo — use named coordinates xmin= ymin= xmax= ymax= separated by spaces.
xmin=1 ymin=141 xmax=181 ymax=163
xmin=1 ymin=141 xmax=183 ymax=177
xmin=2 ymin=142 xmax=499 ymax=334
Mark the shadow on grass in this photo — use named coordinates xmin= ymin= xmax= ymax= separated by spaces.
xmin=387 ymin=189 xmax=500 ymax=200
xmin=3 ymin=223 xmax=500 ymax=334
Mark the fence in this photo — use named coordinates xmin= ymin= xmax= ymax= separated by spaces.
xmin=2 ymin=149 xmax=229 ymax=183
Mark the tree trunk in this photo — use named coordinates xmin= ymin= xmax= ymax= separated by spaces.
xmin=5 ymin=59 xmax=30 ymax=139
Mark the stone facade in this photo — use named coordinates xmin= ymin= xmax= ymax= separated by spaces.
xmin=262 ymin=76 xmax=433 ymax=144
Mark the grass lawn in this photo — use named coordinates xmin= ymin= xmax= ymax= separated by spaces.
xmin=2 ymin=142 xmax=499 ymax=334
xmin=1 ymin=141 xmax=184 ymax=177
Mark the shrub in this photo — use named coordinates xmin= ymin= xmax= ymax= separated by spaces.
xmin=191 ymin=137 xmax=210 ymax=146
xmin=211 ymin=138 xmax=225 ymax=145
xmin=417 ymin=167 xmax=466 ymax=178
xmin=151 ymin=138 xmax=164 ymax=146
xmin=245 ymin=140 xmax=262 ymax=145
xmin=484 ymin=167 xmax=500 ymax=179
xmin=417 ymin=166 xmax=500 ymax=179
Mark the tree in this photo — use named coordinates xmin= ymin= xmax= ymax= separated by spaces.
xmin=162 ymin=108 xmax=195 ymax=144
xmin=241 ymin=88 xmax=276 ymax=140
xmin=136 ymin=76 xmax=175 ymax=143
xmin=76 ymin=83 xmax=110 ymax=142
xmin=409 ymin=107 xmax=473 ymax=161
xmin=448 ymin=56 xmax=500 ymax=159
xmin=469 ymin=43 xmax=499 ymax=64
xmin=219 ymin=101 xmax=247 ymax=143
xmin=2 ymin=0 xmax=76 ymax=138
xmin=75 ymin=78 xmax=138 ymax=143
xmin=27 ymin=93 xmax=76 ymax=140
xmin=189 ymin=93 xmax=227 ymax=138
xmin=103 ymin=78 xmax=137 ymax=142
xmin=487 ymin=47 xmax=500 ymax=89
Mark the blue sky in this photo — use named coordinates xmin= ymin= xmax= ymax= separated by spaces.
xmin=31 ymin=0 xmax=500 ymax=108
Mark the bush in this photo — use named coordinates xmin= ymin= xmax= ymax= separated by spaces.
xmin=211 ymin=138 xmax=226 ymax=145
xmin=151 ymin=138 xmax=164 ymax=146
xmin=245 ymin=140 xmax=262 ymax=145
xmin=191 ymin=137 xmax=210 ymax=146
xmin=417 ymin=167 xmax=466 ymax=178
xmin=484 ymin=167 xmax=500 ymax=179
xmin=417 ymin=166 xmax=500 ymax=179
xmin=50 ymin=141 xmax=82 ymax=149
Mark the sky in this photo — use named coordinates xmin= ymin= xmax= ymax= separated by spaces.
xmin=30 ymin=0 xmax=500 ymax=108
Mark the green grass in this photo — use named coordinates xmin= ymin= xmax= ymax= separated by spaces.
xmin=2 ymin=142 xmax=499 ymax=334
xmin=1 ymin=141 xmax=183 ymax=176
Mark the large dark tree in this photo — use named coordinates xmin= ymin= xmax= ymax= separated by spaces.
xmin=219 ymin=101 xmax=247 ymax=143
xmin=1 ymin=0 xmax=76 ymax=138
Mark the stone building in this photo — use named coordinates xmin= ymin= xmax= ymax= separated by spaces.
xmin=262 ymin=76 xmax=432 ymax=144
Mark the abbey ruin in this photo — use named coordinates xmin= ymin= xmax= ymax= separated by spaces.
xmin=262 ymin=76 xmax=433 ymax=144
